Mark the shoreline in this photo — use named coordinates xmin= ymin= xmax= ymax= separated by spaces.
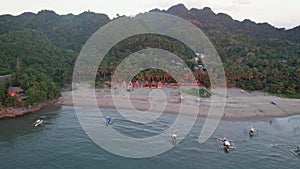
xmin=0 ymin=98 xmax=60 ymax=119
xmin=1 ymin=83 xmax=299 ymax=121
xmin=57 ymin=85 xmax=300 ymax=121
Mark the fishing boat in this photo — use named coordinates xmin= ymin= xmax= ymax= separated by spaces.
xmin=171 ymin=133 xmax=177 ymax=144
xmin=105 ymin=116 xmax=112 ymax=125
xmin=245 ymin=126 xmax=258 ymax=137
xmin=290 ymin=146 xmax=300 ymax=156
xmin=33 ymin=119 xmax=43 ymax=127
xmin=216 ymin=137 xmax=236 ymax=153
xmin=248 ymin=126 xmax=257 ymax=137
xmin=249 ymin=126 xmax=255 ymax=137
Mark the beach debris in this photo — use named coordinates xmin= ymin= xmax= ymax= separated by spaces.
xmin=180 ymin=95 xmax=184 ymax=101
xmin=195 ymin=98 xmax=201 ymax=102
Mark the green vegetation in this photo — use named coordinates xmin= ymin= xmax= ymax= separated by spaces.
xmin=96 ymin=32 xmax=299 ymax=95
xmin=275 ymin=93 xmax=300 ymax=99
xmin=0 ymin=29 xmax=76 ymax=86
xmin=0 ymin=10 xmax=110 ymax=52
xmin=0 ymin=4 xmax=299 ymax=110
xmin=0 ymin=68 xmax=60 ymax=107
xmin=215 ymin=36 xmax=300 ymax=95
xmin=0 ymin=10 xmax=109 ymax=107
xmin=198 ymin=88 xmax=212 ymax=98
xmin=184 ymin=88 xmax=211 ymax=98
xmin=0 ymin=28 xmax=75 ymax=108
xmin=0 ymin=68 xmax=12 ymax=75
xmin=95 ymin=34 xmax=210 ymax=88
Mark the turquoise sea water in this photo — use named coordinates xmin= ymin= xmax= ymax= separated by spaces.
xmin=0 ymin=106 xmax=300 ymax=169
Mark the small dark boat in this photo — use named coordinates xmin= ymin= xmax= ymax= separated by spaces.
xmin=290 ymin=146 xmax=300 ymax=156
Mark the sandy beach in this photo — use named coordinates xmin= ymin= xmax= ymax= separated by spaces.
xmin=58 ymin=83 xmax=300 ymax=120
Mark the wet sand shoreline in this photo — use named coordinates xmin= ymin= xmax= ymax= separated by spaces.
xmin=58 ymin=84 xmax=300 ymax=121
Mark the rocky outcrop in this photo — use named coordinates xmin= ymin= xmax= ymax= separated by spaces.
xmin=0 ymin=98 xmax=59 ymax=119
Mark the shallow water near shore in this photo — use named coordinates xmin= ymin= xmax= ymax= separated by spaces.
xmin=0 ymin=106 xmax=300 ymax=169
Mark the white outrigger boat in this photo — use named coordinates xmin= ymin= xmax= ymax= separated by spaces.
xmin=290 ymin=146 xmax=300 ymax=156
xmin=216 ymin=137 xmax=237 ymax=153
xmin=171 ymin=133 xmax=177 ymax=144
xmin=33 ymin=119 xmax=44 ymax=127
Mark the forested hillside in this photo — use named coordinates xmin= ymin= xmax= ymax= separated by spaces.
xmin=154 ymin=4 xmax=300 ymax=95
xmin=0 ymin=29 xmax=76 ymax=107
xmin=0 ymin=4 xmax=299 ymax=103
xmin=0 ymin=10 xmax=109 ymax=107
xmin=0 ymin=29 xmax=76 ymax=84
xmin=0 ymin=10 xmax=109 ymax=51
